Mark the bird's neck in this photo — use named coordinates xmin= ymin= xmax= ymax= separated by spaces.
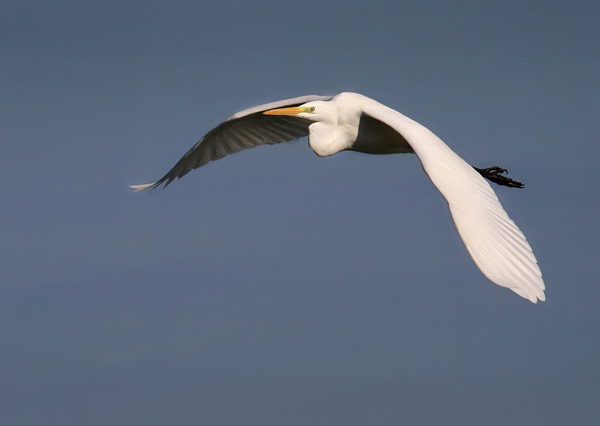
xmin=308 ymin=112 xmax=359 ymax=157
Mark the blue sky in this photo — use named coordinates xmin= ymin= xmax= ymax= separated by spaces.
xmin=2 ymin=0 xmax=599 ymax=424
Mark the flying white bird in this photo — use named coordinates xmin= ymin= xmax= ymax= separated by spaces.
xmin=131 ymin=92 xmax=545 ymax=303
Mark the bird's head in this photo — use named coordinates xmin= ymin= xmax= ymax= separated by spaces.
xmin=263 ymin=101 xmax=331 ymax=123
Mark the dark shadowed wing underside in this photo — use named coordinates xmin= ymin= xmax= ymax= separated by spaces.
xmin=147 ymin=95 xmax=332 ymax=189
xmin=350 ymin=114 xmax=414 ymax=155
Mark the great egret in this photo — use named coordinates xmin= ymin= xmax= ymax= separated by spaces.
xmin=132 ymin=92 xmax=545 ymax=303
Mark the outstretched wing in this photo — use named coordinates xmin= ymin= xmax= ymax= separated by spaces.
xmin=132 ymin=95 xmax=332 ymax=191
xmin=360 ymin=96 xmax=545 ymax=303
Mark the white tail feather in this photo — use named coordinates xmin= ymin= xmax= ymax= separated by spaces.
xmin=129 ymin=183 xmax=156 ymax=192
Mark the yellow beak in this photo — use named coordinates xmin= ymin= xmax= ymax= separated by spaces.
xmin=263 ymin=106 xmax=309 ymax=116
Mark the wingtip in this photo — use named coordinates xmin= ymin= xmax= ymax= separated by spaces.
xmin=129 ymin=182 xmax=156 ymax=192
xmin=511 ymin=285 xmax=546 ymax=303
xmin=528 ymin=292 xmax=546 ymax=304
xmin=537 ymin=290 xmax=547 ymax=303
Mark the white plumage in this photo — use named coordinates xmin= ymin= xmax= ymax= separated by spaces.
xmin=132 ymin=92 xmax=545 ymax=303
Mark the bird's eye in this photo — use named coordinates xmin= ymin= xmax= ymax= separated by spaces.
xmin=309 ymin=107 xmax=315 ymax=113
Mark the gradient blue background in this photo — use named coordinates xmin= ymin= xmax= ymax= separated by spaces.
xmin=2 ymin=0 xmax=599 ymax=425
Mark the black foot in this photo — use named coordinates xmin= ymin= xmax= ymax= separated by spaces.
xmin=473 ymin=166 xmax=524 ymax=189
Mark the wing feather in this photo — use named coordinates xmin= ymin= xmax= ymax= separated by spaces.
xmin=134 ymin=95 xmax=332 ymax=190
xmin=360 ymin=96 xmax=545 ymax=302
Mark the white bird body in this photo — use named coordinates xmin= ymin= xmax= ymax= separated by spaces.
xmin=132 ymin=92 xmax=545 ymax=303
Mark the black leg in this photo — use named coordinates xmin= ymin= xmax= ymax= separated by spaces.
xmin=473 ymin=166 xmax=525 ymax=189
